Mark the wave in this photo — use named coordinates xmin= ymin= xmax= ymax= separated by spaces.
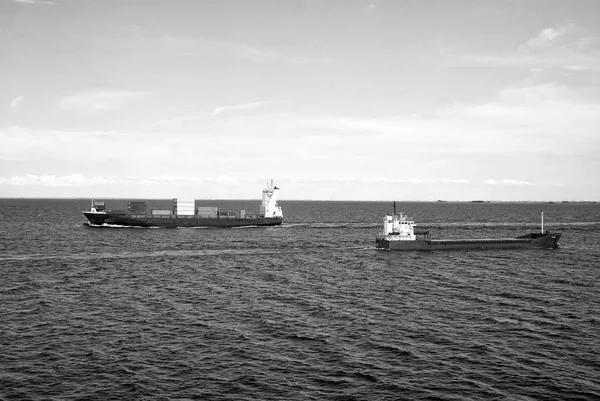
xmin=281 ymin=222 xmax=380 ymax=229
xmin=422 ymin=221 xmax=600 ymax=228
xmin=84 ymin=223 xmax=160 ymax=229
xmin=0 ymin=248 xmax=291 ymax=262
xmin=281 ymin=221 xmax=600 ymax=229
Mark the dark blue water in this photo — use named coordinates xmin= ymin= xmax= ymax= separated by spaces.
xmin=1 ymin=199 xmax=599 ymax=400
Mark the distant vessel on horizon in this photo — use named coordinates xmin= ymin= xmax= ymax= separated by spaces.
xmin=83 ymin=180 xmax=283 ymax=228
xmin=375 ymin=202 xmax=561 ymax=251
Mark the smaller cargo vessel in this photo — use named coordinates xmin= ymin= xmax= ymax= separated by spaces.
xmin=83 ymin=180 xmax=283 ymax=228
xmin=375 ymin=203 xmax=561 ymax=251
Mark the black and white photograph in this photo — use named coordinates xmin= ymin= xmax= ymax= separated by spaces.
xmin=1 ymin=0 xmax=599 ymax=399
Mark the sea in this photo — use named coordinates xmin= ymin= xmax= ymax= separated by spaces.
xmin=1 ymin=199 xmax=599 ymax=400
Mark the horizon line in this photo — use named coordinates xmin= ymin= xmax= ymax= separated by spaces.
xmin=0 ymin=197 xmax=597 ymax=203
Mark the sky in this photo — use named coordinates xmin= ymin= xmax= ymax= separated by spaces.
xmin=1 ymin=0 xmax=599 ymax=201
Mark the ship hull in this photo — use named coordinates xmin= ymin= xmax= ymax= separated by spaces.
xmin=83 ymin=212 xmax=283 ymax=228
xmin=376 ymin=232 xmax=561 ymax=251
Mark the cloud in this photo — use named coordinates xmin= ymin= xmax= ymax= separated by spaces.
xmin=0 ymin=126 xmax=170 ymax=164
xmin=149 ymin=100 xmax=268 ymax=127
xmin=453 ymin=82 xmax=600 ymax=132
xmin=0 ymin=174 xmax=241 ymax=187
xmin=449 ymin=23 xmax=600 ymax=70
xmin=443 ymin=179 xmax=470 ymax=184
xmin=210 ymin=101 xmax=266 ymax=117
xmin=576 ymin=36 xmax=599 ymax=49
xmin=565 ymin=65 xmax=588 ymax=71
xmin=58 ymin=90 xmax=145 ymax=113
xmin=290 ymin=177 xmax=426 ymax=185
xmin=12 ymin=0 xmax=56 ymax=4
xmin=10 ymin=95 xmax=24 ymax=108
xmin=161 ymin=35 xmax=335 ymax=66
xmin=0 ymin=174 xmax=84 ymax=186
xmin=485 ymin=179 xmax=533 ymax=186
xmin=521 ymin=25 xmax=573 ymax=52
xmin=162 ymin=35 xmax=278 ymax=63
xmin=367 ymin=4 xmax=376 ymax=11
xmin=502 ymin=179 xmax=533 ymax=186
xmin=300 ymin=115 xmax=419 ymax=137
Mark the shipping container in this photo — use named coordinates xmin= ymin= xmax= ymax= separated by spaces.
xmin=177 ymin=211 xmax=194 ymax=216
xmin=151 ymin=210 xmax=172 ymax=216
xmin=197 ymin=213 xmax=218 ymax=218
xmin=197 ymin=206 xmax=218 ymax=212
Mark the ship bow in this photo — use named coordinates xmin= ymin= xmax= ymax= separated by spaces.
xmin=83 ymin=212 xmax=107 ymax=226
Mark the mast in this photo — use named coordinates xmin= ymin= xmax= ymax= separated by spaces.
xmin=541 ymin=211 xmax=544 ymax=234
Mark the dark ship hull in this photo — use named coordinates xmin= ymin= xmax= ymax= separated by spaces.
xmin=376 ymin=232 xmax=561 ymax=251
xmin=83 ymin=212 xmax=282 ymax=228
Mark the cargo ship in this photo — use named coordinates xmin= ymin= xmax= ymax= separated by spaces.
xmin=83 ymin=180 xmax=283 ymax=228
xmin=375 ymin=203 xmax=561 ymax=251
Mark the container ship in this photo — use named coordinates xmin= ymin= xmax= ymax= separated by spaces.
xmin=83 ymin=180 xmax=283 ymax=228
xmin=375 ymin=203 xmax=561 ymax=251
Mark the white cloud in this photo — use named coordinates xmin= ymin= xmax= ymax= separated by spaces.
xmin=565 ymin=65 xmax=588 ymax=71
xmin=522 ymin=26 xmax=571 ymax=51
xmin=12 ymin=0 xmax=56 ymax=4
xmin=149 ymin=100 xmax=268 ymax=127
xmin=443 ymin=179 xmax=470 ymax=184
xmin=10 ymin=95 xmax=24 ymax=108
xmin=205 ymin=175 xmax=238 ymax=183
xmin=290 ymin=177 xmax=425 ymax=185
xmin=210 ymin=101 xmax=266 ymax=117
xmin=0 ymin=174 xmax=84 ymax=186
xmin=161 ymin=35 xmax=335 ymax=66
xmin=485 ymin=179 xmax=533 ymax=186
xmin=576 ymin=36 xmax=599 ymax=49
xmin=451 ymin=23 xmax=600 ymax=70
xmin=0 ymin=174 xmax=241 ymax=187
xmin=367 ymin=4 xmax=376 ymax=11
xmin=300 ymin=115 xmax=419 ymax=136
xmin=149 ymin=114 xmax=204 ymax=127
xmin=162 ymin=35 xmax=272 ymax=62
xmin=453 ymin=83 xmax=600 ymax=135
xmin=58 ymin=90 xmax=145 ymax=113
xmin=502 ymin=179 xmax=533 ymax=186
